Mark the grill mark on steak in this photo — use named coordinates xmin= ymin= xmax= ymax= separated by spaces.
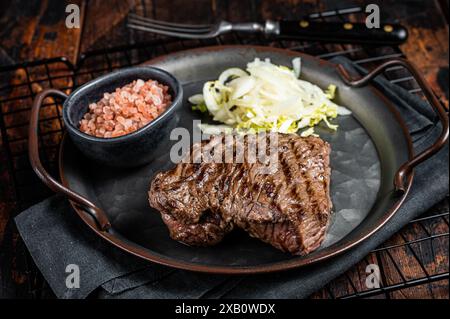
xmin=297 ymin=139 xmax=331 ymax=254
xmin=263 ymin=136 xmax=304 ymax=252
xmin=236 ymin=135 xmax=281 ymax=226
xmin=148 ymin=133 xmax=332 ymax=255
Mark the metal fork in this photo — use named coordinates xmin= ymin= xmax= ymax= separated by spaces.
xmin=127 ymin=13 xmax=277 ymax=39
xmin=127 ymin=13 xmax=408 ymax=45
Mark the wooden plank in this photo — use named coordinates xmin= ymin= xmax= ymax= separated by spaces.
xmin=378 ymin=201 xmax=449 ymax=299
xmin=0 ymin=0 xmax=85 ymax=65
xmin=383 ymin=0 xmax=449 ymax=108
xmin=353 ymin=0 xmax=450 ymax=299
xmin=0 ymin=1 xmax=80 ymax=298
xmin=79 ymin=0 xmax=136 ymax=53
xmin=310 ymin=253 xmax=387 ymax=299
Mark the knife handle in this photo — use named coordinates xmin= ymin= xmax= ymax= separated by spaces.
xmin=278 ymin=20 xmax=408 ymax=45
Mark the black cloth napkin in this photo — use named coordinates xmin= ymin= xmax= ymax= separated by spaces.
xmin=15 ymin=57 xmax=449 ymax=299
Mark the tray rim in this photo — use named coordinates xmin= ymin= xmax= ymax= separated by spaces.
xmin=59 ymin=45 xmax=415 ymax=274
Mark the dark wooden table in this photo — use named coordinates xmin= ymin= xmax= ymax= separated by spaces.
xmin=0 ymin=0 xmax=448 ymax=299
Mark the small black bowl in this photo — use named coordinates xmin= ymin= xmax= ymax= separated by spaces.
xmin=62 ymin=66 xmax=183 ymax=167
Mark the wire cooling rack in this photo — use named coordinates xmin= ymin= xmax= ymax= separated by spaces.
xmin=0 ymin=5 xmax=448 ymax=299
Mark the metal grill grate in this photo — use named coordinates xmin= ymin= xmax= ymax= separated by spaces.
xmin=0 ymin=6 xmax=448 ymax=299
xmin=328 ymin=199 xmax=449 ymax=299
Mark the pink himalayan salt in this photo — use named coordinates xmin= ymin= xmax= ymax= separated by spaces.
xmin=79 ymin=79 xmax=172 ymax=138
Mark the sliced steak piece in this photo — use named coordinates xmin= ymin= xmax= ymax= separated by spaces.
xmin=148 ymin=133 xmax=332 ymax=255
xmin=149 ymin=138 xmax=234 ymax=246
xmin=160 ymin=210 xmax=234 ymax=246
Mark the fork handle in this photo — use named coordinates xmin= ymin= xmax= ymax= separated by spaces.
xmin=278 ymin=20 xmax=408 ymax=45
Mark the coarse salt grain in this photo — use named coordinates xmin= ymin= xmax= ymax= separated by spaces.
xmin=79 ymin=79 xmax=172 ymax=138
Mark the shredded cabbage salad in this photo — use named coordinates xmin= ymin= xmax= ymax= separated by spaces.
xmin=188 ymin=58 xmax=351 ymax=136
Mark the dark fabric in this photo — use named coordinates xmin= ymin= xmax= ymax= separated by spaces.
xmin=15 ymin=57 xmax=449 ymax=299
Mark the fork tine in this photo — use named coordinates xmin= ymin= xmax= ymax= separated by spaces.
xmin=128 ymin=16 xmax=212 ymax=34
xmin=127 ymin=23 xmax=212 ymax=39
xmin=128 ymin=14 xmax=212 ymax=30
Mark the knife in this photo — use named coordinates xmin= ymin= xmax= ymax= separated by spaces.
xmin=274 ymin=20 xmax=408 ymax=45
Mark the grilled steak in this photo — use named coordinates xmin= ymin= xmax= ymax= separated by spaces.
xmin=149 ymin=133 xmax=332 ymax=255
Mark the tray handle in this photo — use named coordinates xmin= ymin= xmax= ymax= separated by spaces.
xmin=29 ymin=88 xmax=112 ymax=231
xmin=337 ymin=58 xmax=449 ymax=193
